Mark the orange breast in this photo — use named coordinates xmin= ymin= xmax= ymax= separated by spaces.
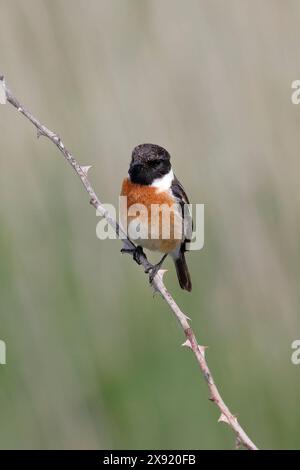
xmin=120 ymin=178 xmax=182 ymax=253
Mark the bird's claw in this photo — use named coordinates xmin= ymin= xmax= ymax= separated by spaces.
xmin=146 ymin=254 xmax=168 ymax=283
xmin=121 ymin=245 xmax=145 ymax=265
xmin=146 ymin=264 xmax=160 ymax=284
xmin=121 ymin=246 xmax=167 ymax=284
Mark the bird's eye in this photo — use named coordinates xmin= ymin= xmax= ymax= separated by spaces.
xmin=149 ymin=160 xmax=160 ymax=167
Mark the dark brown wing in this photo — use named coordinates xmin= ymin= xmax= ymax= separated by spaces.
xmin=171 ymin=175 xmax=193 ymax=251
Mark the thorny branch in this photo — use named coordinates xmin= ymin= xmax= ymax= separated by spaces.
xmin=0 ymin=75 xmax=258 ymax=450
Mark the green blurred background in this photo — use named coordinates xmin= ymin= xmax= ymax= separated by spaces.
xmin=0 ymin=0 xmax=300 ymax=450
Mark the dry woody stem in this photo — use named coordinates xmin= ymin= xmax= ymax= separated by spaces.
xmin=0 ymin=75 xmax=258 ymax=450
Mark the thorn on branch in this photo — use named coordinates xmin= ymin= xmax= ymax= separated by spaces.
xmin=0 ymin=76 xmax=6 ymax=104
xmin=218 ymin=413 xmax=230 ymax=425
xmin=182 ymin=339 xmax=207 ymax=357
xmin=156 ymin=268 xmax=167 ymax=281
xmin=182 ymin=339 xmax=192 ymax=349
xmin=198 ymin=344 xmax=208 ymax=358
xmin=37 ymin=129 xmax=44 ymax=139
xmin=81 ymin=165 xmax=92 ymax=176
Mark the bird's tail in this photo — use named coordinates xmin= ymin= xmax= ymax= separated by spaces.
xmin=174 ymin=252 xmax=192 ymax=292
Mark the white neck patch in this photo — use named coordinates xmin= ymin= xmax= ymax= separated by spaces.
xmin=151 ymin=169 xmax=174 ymax=192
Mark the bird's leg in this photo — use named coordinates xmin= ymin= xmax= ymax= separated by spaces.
xmin=121 ymin=245 xmax=167 ymax=281
xmin=121 ymin=244 xmax=146 ymax=265
xmin=145 ymin=253 xmax=168 ymax=283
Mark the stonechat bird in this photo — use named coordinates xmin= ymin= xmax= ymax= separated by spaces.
xmin=121 ymin=143 xmax=192 ymax=292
